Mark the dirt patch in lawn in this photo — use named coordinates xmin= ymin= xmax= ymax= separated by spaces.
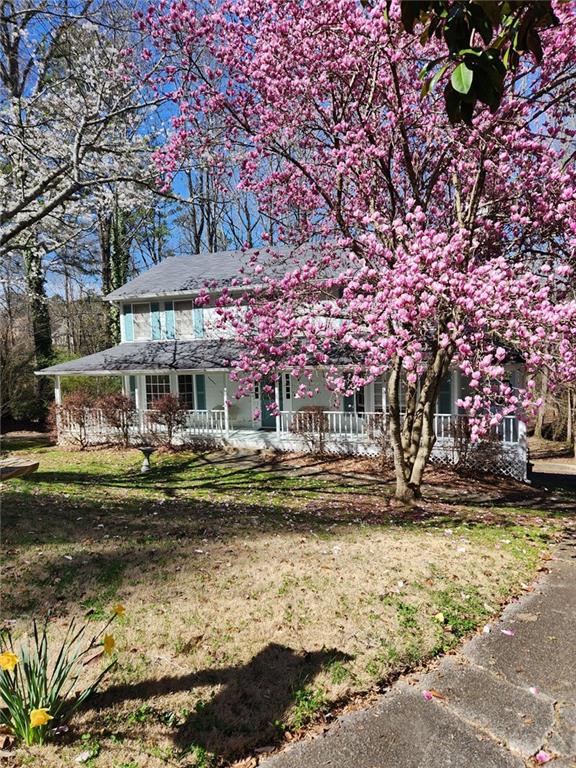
xmin=1 ymin=444 xmax=573 ymax=767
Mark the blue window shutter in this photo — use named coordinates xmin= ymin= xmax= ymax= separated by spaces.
xmin=129 ymin=375 xmax=137 ymax=402
xmin=123 ymin=305 xmax=134 ymax=342
xmin=151 ymin=302 xmax=161 ymax=340
xmin=164 ymin=301 xmax=175 ymax=339
xmin=193 ymin=308 xmax=205 ymax=338
xmin=196 ymin=374 xmax=206 ymax=410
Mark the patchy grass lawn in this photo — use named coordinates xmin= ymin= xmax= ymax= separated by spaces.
xmin=1 ymin=438 xmax=574 ymax=767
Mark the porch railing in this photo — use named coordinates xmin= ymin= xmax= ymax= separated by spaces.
xmin=59 ymin=408 xmax=228 ymax=438
xmin=277 ymin=411 xmax=521 ymax=445
xmin=140 ymin=409 xmax=226 ymax=435
xmin=58 ymin=407 xmax=522 ymax=446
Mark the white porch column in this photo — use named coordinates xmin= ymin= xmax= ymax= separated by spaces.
xmin=223 ymin=373 xmax=230 ymax=437
xmin=136 ymin=374 xmax=146 ymax=434
xmin=275 ymin=378 xmax=281 ymax=437
xmin=54 ymin=375 xmax=62 ymax=405
xmin=381 ymin=376 xmax=387 ymax=415
xmin=453 ymin=368 xmax=461 ymax=414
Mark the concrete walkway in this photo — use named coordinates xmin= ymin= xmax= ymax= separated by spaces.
xmin=263 ymin=533 xmax=576 ymax=768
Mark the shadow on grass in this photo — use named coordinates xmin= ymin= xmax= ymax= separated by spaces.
xmin=4 ymin=482 xmax=572 ymax=620
xmin=87 ymin=643 xmax=350 ymax=761
xmin=19 ymin=449 xmax=390 ymax=500
xmin=0 ymin=434 xmax=54 ymax=452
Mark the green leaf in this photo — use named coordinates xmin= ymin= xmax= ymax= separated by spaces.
xmin=419 ymin=56 xmax=448 ymax=80
xmin=470 ymin=3 xmax=493 ymax=45
xmin=460 ymin=99 xmax=475 ymax=125
xmin=451 ymin=63 xmax=474 ymax=94
xmin=475 ymin=1 xmax=503 ymax=26
xmin=444 ymin=82 xmax=461 ymax=124
xmin=444 ymin=5 xmax=471 ymax=55
xmin=400 ymin=1 xmax=429 ymax=34
xmin=430 ymin=62 xmax=450 ymax=91
xmin=526 ymin=29 xmax=544 ymax=63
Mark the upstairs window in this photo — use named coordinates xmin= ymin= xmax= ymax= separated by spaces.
xmin=133 ymin=303 xmax=151 ymax=340
xmin=175 ymin=301 xmax=194 ymax=338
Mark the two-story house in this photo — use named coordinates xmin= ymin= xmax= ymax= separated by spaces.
xmin=37 ymin=246 xmax=528 ymax=479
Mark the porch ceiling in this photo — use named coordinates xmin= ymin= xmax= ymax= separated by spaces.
xmin=35 ymin=340 xmax=243 ymax=376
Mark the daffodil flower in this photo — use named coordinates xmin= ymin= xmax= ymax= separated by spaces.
xmin=103 ymin=634 xmax=115 ymax=655
xmin=30 ymin=708 xmax=53 ymax=728
xmin=0 ymin=650 xmax=19 ymax=672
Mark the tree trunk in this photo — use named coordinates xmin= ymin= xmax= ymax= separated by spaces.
xmin=387 ymin=358 xmax=414 ymax=500
xmin=387 ymin=349 xmax=450 ymax=501
xmin=567 ymin=388 xmax=574 ymax=457
xmin=24 ymin=248 xmax=53 ymax=421
xmin=99 ymin=212 xmax=114 ymax=346
xmin=533 ymin=371 xmax=548 ymax=440
xmin=100 ymin=206 xmax=131 ymax=346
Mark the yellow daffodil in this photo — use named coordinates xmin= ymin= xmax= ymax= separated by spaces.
xmin=29 ymin=708 xmax=53 ymax=728
xmin=0 ymin=650 xmax=19 ymax=672
xmin=112 ymin=604 xmax=125 ymax=617
xmin=103 ymin=634 xmax=115 ymax=655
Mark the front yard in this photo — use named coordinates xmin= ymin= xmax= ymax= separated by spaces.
xmin=1 ymin=438 xmax=573 ymax=767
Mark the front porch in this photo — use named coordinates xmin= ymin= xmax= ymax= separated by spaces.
xmin=57 ymin=406 xmax=528 ymax=481
xmin=38 ymin=340 xmax=528 ymax=482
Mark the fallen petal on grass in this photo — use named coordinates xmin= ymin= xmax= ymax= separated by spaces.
xmin=500 ymin=629 xmax=515 ymax=636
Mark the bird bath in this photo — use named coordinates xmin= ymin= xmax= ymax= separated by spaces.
xmin=138 ymin=446 xmax=156 ymax=474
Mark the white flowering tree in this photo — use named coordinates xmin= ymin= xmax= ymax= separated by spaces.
xmin=0 ymin=1 xmax=164 ymax=415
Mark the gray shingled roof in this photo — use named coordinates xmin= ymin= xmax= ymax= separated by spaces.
xmin=36 ymin=341 xmax=243 ymax=375
xmin=37 ymin=338 xmax=356 ymax=376
xmin=105 ymin=245 xmax=315 ymax=301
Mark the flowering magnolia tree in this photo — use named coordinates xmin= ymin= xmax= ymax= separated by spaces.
xmin=140 ymin=0 xmax=576 ymax=500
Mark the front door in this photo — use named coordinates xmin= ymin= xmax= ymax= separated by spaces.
xmin=343 ymin=387 xmax=365 ymax=414
xmin=260 ymin=381 xmax=282 ymax=429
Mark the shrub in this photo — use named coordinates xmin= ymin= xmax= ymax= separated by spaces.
xmin=98 ymin=393 xmax=137 ymax=447
xmin=290 ymin=407 xmax=328 ymax=455
xmin=148 ymin=394 xmax=188 ymax=447
xmin=364 ymin=412 xmax=391 ymax=470
xmin=58 ymin=390 xmax=94 ymax=449
xmin=0 ymin=607 xmax=122 ymax=746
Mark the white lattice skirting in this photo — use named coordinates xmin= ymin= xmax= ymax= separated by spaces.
xmin=57 ymin=423 xmax=528 ymax=482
